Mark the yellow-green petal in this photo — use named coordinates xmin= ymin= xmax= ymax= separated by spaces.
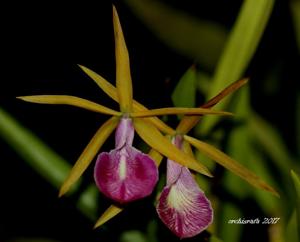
xmin=131 ymin=107 xmax=233 ymax=118
xmin=94 ymin=204 xmax=123 ymax=228
xmin=182 ymin=140 xmax=195 ymax=158
xmin=113 ymin=5 xmax=133 ymax=112
xmin=59 ymin=117 xmax=119 ymax=197
xmin=17 ymin=95 xmax=121 ymax=116
xmin=78 ymin=65 xmax=117 ymax=100
xmin=148 ymin=148 xmax=164 ymax=167
xmin=79 ymin=65 xmax=174 ymax=135
xmin=133 ymin=118 xmax=212 ymax=177
xmin=130 ymin=103 xmax=176 ymax=134
xmin=176 ymin=78 xmax=248 ymax=134
xmin=184 ymin=135 xmax=279 ymax=196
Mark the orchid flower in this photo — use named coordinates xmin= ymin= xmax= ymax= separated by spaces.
xmin=157 ymin=135 xmax=213 ymax=238
xmin=88 ymin=63 xmax=278 ymax=234
xmin=94 ymin=117 xmax=158 ymax=203
xmin=17 ymin=5 xmax=279 ymax=239
xmin=17 ymin=6 xmax=231 ymax=204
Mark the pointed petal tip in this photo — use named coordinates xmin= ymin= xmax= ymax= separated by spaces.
xmin=112 ymin=4 xmax=117 ymax=14
xmin=112 ymin=5 xmax=120 ymax=28
xmin=16 ymin=96 xmax=28 ymax=101
xmin=194 ymin=161 xmax=213 ymax=178
xmin=93 ymin=204 xmax=124 ymax=229
xmin=93 ymin=222 xmax=101 ymax=229
xmin=58 ymin=185 xmax=68 ymax=198
xmin=242 ymin=77 xmax=250 ymax=84
xmin=267 ymin=187 xmax=280 ymax=198
xmin=185 ymin=135 xmax=279 ymax=197
xmin=16 ymin=96 xmax=45 ymax=103
xmin=204 ymin=169 xmax=213 ymax=178
xmin=77 ymin=64 xmax=89 ymax=72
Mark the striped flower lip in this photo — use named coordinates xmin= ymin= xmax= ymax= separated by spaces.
xmin=94 ymin=117 xmax=158 ymax=203
xmin=156 ymin=135 xmax=213 ymax=238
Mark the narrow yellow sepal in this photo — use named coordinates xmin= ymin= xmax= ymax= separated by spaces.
xmin=184 ymin=135 xmax=279 ymax=197
xmin=131 ymin=104 xmax=176 ymax=135
xmin=176 ymin=78 xmax=248 ymax=134
xmin=182 ymin=140 xmax=195 ymax=158
xmin=113 ymin=5 xmax=133 ymax=112
xmin=78 ymin=65 xmax=117 ymax=100
xmin=17 ymin=95 xmax=121 ymax=116
xmin=148 ymin=149 xmax=164 ymax=167
xmin=94 ymin=204 xmax=123 ymax=229
xmin=59 ymin=117 xmax=119 ymax=197
xmin=131 ymin=107 xmax=233 ymax=118
xmin=79 ymin=65 xmax=175 ymax=135
xmin=133 ymin=118 xmax=212 ymax=177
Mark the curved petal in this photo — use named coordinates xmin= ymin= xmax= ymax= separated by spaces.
xmin=94 ymin=146 xmax=158 ymax=203
xmin=157 ymin=163 xmax=213 ymax=238
xmin=94 ymin=204 xmax=123 ymax=228
xmin=59 ymin=117 xmax=118 ymax=197
xmin=17 ymin=95 xmax=121 ymax=116
xmin=184 ymin=134 xmax=279 ymax=196
xmin=133 ymin=118 xmax=212 ymax=177
xmin=176 ymin=78 xmax=248 ymax=133
xmin=131 ymin=107 xmax=233 ymax=117
xmin=78 ymin=65 xmax=175 ymax=135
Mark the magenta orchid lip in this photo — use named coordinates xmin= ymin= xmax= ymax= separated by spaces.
xmin=156 ymin=135 xmax=213 ymax=238
xmin=94 ymin=117 xmax=158 ymax=203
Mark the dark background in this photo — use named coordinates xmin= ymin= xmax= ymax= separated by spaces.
xmin=1 ymin=0 xmax=299 ymax=241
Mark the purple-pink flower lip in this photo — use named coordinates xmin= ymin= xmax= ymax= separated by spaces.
xmin=94 ymin=117 xmax=159 ymax=203
xmin=157 ymin=135 xmax=213 ymax=238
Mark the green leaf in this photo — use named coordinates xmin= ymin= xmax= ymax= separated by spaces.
xmin=0 ymin=108 xmax=71 ymax=189
xmin=172 ymin=65 xmax=197 ymax=108
xmin=219 ymin=203 xmax=242 ymax=242
xmin=199 ymin=0 xmax=275 ymax=134
xmin=248 ymin=149 xmax=280 ymax=215
xmin=290 ymin=0 xmax=300 ymax=52
xmin=146 ymin=220 xmax=158 ymax=242
xmin=0 ymin=108 xmax=98 ymax=219
xmin=124 ymin=0 xmax=227 ymax=70
xmin=224 ymin=87 xmax=279 ymax=213
xmin=291 ymin=170 xmax=300 ymax=241
xmin=76 ymin=185 xmax=99 ymax=220
xmin=223 ymin=86 xmax=251 ymax=198
xmin=209 ymin=235 xmax=223 ymax=242
xmin=120 ymin=230 xmax=147 ymax=242
xmin=249 ymin=113 xmax=295 ymax=178
xmin=297 ymin=93 xmax=300 ymax=157
xmin=286 ymin=210 xmax=299 ymax=242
